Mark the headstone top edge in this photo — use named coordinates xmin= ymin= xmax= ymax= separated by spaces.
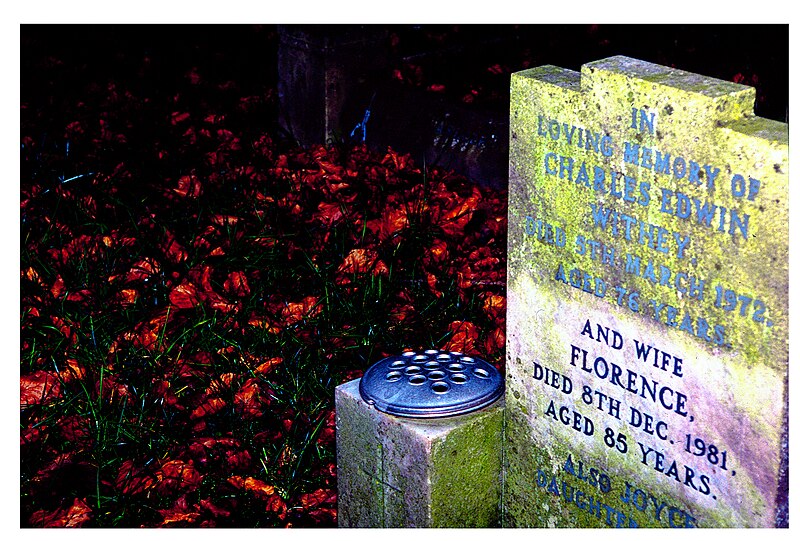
xmin=583 ymin=54 xmax=754 ymax=99
xmin=725 ymin=115 xmax=789 ymax=143
xmin=511 ymin=65 xmax=581 ymax=91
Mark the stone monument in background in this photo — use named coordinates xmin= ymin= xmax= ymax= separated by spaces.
xmin=505 ymin=56 xmax=788 ymax=527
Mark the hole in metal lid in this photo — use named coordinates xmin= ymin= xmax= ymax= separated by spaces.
xmin=359 ymin=350 xmax=503 ymax=418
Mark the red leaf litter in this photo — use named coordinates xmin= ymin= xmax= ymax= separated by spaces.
xmin=21 ymin=26 xmax=510 ymax=528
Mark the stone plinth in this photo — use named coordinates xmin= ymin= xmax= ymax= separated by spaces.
xmin=335 ymin=378 xmax=504 ymax=527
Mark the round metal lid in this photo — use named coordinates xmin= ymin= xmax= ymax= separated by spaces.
xmin=359 ymin=350 xmax=504 ymax=418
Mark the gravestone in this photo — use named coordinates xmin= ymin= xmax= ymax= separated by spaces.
xmin=505 ymin=56 xmax=788 ymax=527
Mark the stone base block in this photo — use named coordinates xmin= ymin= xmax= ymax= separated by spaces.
xmin=336 ymin=378 xmax=504 ymax=527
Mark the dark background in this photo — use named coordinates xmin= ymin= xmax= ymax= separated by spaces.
xmin=21 ymin=24 xmax=788 ymax=127
xmin=21 ymin=24 xmax=788 ymax=188
xmin=22 ymin=25 xmax=789 ymax=115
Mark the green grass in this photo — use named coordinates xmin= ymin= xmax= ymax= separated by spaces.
xmin=20 ymin=28 xmax=507 ymax=525
xmin=21 ymin=134 xmax=508 ymax=526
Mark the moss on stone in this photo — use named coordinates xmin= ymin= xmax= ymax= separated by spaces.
xmin=429 ymin=402 xmax=504 ymax=527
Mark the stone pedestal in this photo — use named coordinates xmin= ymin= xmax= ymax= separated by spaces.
xmin=335 ymin=378 xmax=504 ymax=527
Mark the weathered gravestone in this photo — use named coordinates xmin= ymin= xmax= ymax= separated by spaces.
xmin=505 ymin=56 xmax=788 ymax=527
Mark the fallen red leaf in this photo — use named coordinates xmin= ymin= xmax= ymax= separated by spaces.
xmin=234 ymin=378 xmax=266 ymax=419
xmin=21 ymin=424 xmax=45 ymax=446
xmin=122 ymin=258 xmax=161 ymax=283
xmin=97 ymin=374 xmax=132 ymax=405
xmin=211 ymin=214 xmax=239 ymax=227
xmin=299 ymin=487 xmax=336 ymax=509
xmin=282 ymin=296 xmax=322 ymax=326
xmin=315 ymin=201 xmax=344 ymax=227
xmin=169 ymin=281 xmax=204 ymax=309
xmin=335 ymin=248 xmax=388 ymax=285
xmin=174 ymin=174 xmax=203 ymax=198
xmin=115 ymin=288 xmax=139 ymax=307
xmin=247 ymin=313 xmax=282 ymax=334
xmin=126 ymin=311 xmax=170 ymax=351
xmin=265 ymin=494 xmax=287 ymax=521
xmin=199 ymin=498 xmax=231 ymax=518
xmin=158 ymin=495 xmax=200 ymax=526
xmin=190 ymin=397 xmax=226 ymax=420
xmin=62 ymin=358 xmax=87 ymax=383
xmin=443 ymin=320 xmax=479 ymax=354
xmin=115 ymin=460 xmax=156 ymax=495
xmin=59 ymin=414 xmax=91 ymax=443
xmin=316 ymin=410 xmax=336 ymax=446
xmin=21 ymin=371 xmax=61 ymax=409
xmin=225 ymin=448 xmax=252 ymax=470
xmin=388 ymin=302 xmax=416 ymax=325
xmin=170 ymin=111 xmax=191 ymax=125
xmin=204 ymin=372 xmax=237 ymax=396
xmin=29 ymin=498 xmax=92 ymax=527
xmin=425 ymin=238 xmax=449 ymax=265
xmin=223 ymin=271 xmax=250 ymax=297
xmin=160 ymin=510 xmax=200 ymax=526
xmin=437 ymin=187 xmax=481 ymax=237
xmin=482 ymin=294 xmax=507 ymax=321
xmin=207 ymin=294 xmax=238 ymax=313
xmin=154 ymin=460 xmax=203 ymax=495
xmin=66 ymin=289 xmax=92 ymax=303
xmin=227 ymin=475 xmax=276 ymax=498
xmin=23 ymin=266 xmax=45 ymax=286
xmin=50 ymin=275 xmax=66 ymax=298
xmin=484 ymin=327 xmax=506 ymax=356
xmin=307 ymin=507 xmax=337 ymax=523
xmin=253 ymin=356 xmax=283 ymax=375
xmin=161 ymin=230 xmax=188 ymax=264
xmin=366 ymin=206 xmax=408 ymax=241
xmin=426 ymin=272 xmax=442 ymax=298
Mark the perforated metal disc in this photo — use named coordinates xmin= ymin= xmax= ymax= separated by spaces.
xmin=359 ymin=350 xmax=504 ymax=418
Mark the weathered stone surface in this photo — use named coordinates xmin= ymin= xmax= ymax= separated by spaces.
xmin=336 ymin=378 xmax=504 ymax=527
xmin=506 ymin=56 xmax=788 ymax=528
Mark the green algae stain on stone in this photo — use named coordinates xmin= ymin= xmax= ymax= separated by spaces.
xmin=429 ymin=401 xmax=504 ymax=527
xmin=505 ymin=56 xmax=788 ymax=528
